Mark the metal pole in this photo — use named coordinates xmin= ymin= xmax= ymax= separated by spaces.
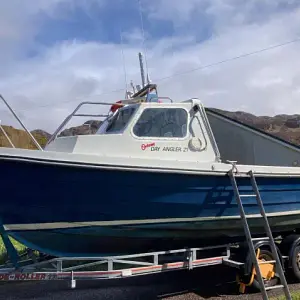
xmin=138 ymin=52 xmax=146 ymax=87
xmin=0 ymin=95 xmax=43 ymax=151
xmin=0 ymin=122 xmax=15 ymax=148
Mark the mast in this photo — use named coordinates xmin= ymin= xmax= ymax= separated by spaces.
xmin=138 ymin=52 xmax=146 ymax=88
xmin=127 ymin=52 xmax=157 ymax=100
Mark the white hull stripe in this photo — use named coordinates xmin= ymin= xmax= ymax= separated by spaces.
xmin=2 ymin=154 xmax=300 ymax=178
xmin=4 ymin=210 xmax=300 ymax=231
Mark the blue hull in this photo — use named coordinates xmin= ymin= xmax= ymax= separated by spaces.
xmin=1 ymin=158 xmax=300 ymax=256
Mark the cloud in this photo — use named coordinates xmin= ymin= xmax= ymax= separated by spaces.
xmin=1 ymin=0 xmax=300 ymax=134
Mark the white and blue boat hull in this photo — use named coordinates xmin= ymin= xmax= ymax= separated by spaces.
xmin=2 ymin=156 xmax=300 ymax=257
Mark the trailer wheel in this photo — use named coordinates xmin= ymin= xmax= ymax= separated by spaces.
xmin=290 ymin=245 xmax=300 ymax=281
xmin=252 ymin=249 xmax=279 ymax=290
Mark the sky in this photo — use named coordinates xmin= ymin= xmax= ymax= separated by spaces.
xmin=1 ymin=0 xmax=300 ymax=132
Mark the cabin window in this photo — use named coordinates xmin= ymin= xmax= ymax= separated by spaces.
xmin=133 ymin=108 xmax=188 ymax=138
xmin=106 ymin=106 xmax=136 ymax=133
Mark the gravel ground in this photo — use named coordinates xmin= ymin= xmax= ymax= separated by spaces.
xmin=0 ymin=265 xmax=299 ymax=300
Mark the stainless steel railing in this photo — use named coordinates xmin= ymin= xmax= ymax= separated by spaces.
xmin=46 ymin=96 xmax=169 ymax=145
xmin=0 ymin=94 xmax=43 ymax=151
xmin=46 ymin=101 xmax=115 ymax=145
xmin=0 ymin=121 xmax=15 ymax=148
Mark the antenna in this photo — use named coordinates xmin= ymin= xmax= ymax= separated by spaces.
xmin=138 ymin=0 xmax=150 ymax=85
xmin=147 ymin=73 xmax=151 ymax=84
xmin=130 ymin=80 xmax=136 ymax=94
xmin=138 ymin=52 xmax=146 ymax=87
xmin=120 ymin=30 xmax=129 ymax=99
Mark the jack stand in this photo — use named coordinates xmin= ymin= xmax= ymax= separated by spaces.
xmin=70 ymin=271 xmax=76 ymax=289
xmin=0 ymin=220 xmax=19 ymax=269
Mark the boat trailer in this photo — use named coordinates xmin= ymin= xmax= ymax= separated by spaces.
xmin=0 ymin=243 xmax=250 ymax=289
xmin=0 ymin=238 xmax=297 ymax=295
xmin=0 ymin=244 xmax=234 ymax=285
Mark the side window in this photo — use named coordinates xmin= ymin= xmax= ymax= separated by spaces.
xmin=106 ymin=107 xmax=136 ymax=133
xmin=133 ymin=108 xmax=188 ymax=138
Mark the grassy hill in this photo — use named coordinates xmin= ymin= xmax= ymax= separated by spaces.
xmin=0 ymin=126 xmax=50 ymax=149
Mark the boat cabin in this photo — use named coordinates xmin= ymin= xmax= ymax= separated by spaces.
xmin=45 ymin=95 xmax=221 ymax=163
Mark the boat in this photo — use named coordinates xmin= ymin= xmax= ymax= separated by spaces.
xmin=1 ymin=53 xmax=300 ymax=258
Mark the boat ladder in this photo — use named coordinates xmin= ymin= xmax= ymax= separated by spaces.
xmin=229 ymin=168 xmax=292 ymax=300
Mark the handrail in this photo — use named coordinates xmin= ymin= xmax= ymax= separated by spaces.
xmin=0 ymin=121 xmax=15 ymax=148
xmin=46 ymin=101 xmax=123 ymax=145
xmin=0 ymin=95 xmax=43 ymax=151
xmin=146 ymin=96 xmax=173 ymax=103
xmin=190 ymin=114 xmax=208 ymax=151
xmin=73 ymin=114 xmax=109 ymax=118
xmin=197 ymin=103 xmax=221 ymax=161
xmin=46 ymin=95 xmax=176 ymax=146
xmin=47 ymin=96 xmax=162 ymax=145
xmin=159 ymin=96 xmax=173 ymax=103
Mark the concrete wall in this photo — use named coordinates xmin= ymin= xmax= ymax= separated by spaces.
xmin=206 ymin=110 xmax=300 ymax=167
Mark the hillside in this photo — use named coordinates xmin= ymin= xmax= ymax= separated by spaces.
xmin=1 ymin=109 xmax=300 ymax=148
xmin=0 ymin=120 xmax=100 ymax=149
xmin=58 ymin=120 xmax=102 ymax=137
xmin=209 ymin=108 xmax=300 ymax=145
xmin=0 ymin=126 xmax=50 ymax=149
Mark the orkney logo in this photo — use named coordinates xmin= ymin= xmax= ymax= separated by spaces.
xmin=141 ymin=142 xmax=155 ymax=150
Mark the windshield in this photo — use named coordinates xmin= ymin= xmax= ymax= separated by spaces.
xmin=97 ymin=106 xmax=136 ymax=134
xmin=133 ymin=108 xmax=188 ymax=138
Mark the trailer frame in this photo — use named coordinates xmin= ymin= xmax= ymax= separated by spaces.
xmin=0 ymin=243 xmax=246 ymax=289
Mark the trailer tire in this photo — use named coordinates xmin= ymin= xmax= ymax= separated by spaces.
xmin=252 ymin=249 xmax=279 ymax=291
xmin=290 ymin=245 xmax=300 ymax=281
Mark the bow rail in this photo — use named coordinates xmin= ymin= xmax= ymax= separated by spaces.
xmin=0 ymin=94 xmax=43 ymax=151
